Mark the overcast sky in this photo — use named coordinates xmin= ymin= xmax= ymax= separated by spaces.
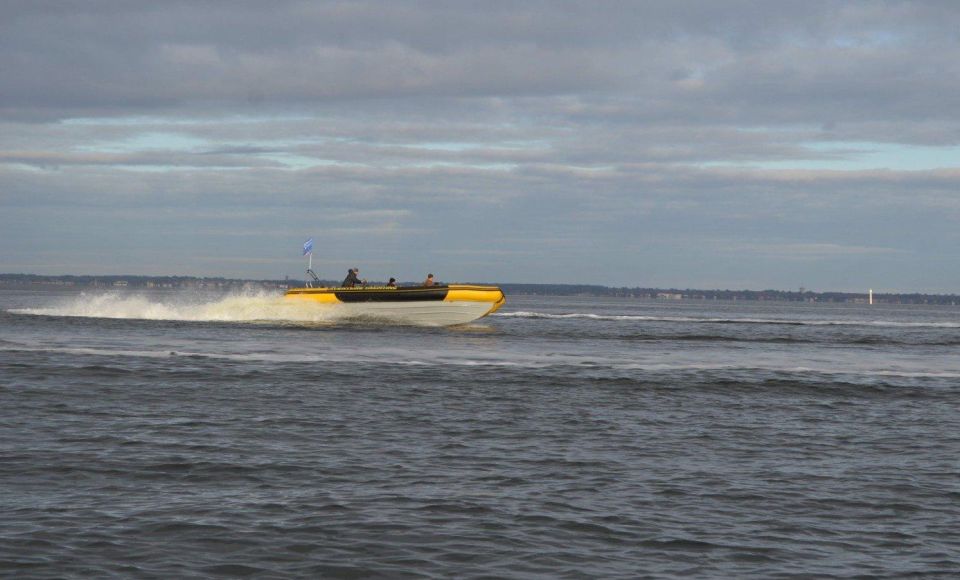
xmin=2 ymin=1 xmax=959 ymax=291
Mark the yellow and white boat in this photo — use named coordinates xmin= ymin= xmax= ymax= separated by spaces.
xmin=285 ymin=284 xmax=505 ymax=326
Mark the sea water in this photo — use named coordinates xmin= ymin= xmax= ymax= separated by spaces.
xmin=2 ymin=288 xmax=959 ymax=578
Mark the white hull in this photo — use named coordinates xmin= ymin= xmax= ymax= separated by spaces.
xmin=322 ymin=300 xmax=496 ymax=326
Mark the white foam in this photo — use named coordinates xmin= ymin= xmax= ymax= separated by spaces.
xmin=9 ymin=291 xmax=342 ymax=323
xmin=496 ymin=311 xmax=658 ymax=321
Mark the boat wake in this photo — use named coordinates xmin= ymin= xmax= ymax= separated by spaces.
xmin=494 ymin=311 xmax=960 ymax=328
xmin=9 ymin=291 xmax=345 ymax=323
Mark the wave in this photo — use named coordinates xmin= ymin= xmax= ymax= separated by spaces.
xmin=494 ymin=311 xmax=960 ymax=328
xmin=0 ymin=342 xmax=530 ymax=367
xmin=636 ymin=335 xmax=960 ymax=346
xmin=4 ymin=341 xmax=959 ymax=380
xmin=8 ymin=291 xmax=348 ymax=323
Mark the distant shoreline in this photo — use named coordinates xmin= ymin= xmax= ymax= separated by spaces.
xmin=2 ymin=273 xmax=957 ymax=305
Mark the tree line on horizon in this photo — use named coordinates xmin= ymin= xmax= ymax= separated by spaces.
xmin=2 ymin=273 xmax=958 ymax=305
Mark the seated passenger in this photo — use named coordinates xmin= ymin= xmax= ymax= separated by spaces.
xmin=423 ymin=273 xmax=435 ymax=287
xmin=387 ymin=277 xmax=397 ymax=287
xmin=342 ymin=268 xmax=364 ymax=288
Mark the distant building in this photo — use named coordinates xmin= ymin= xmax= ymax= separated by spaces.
xmin=657 ymin=292 xmax=682 ymax=300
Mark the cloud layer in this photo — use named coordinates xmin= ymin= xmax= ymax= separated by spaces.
xmin=2 ymin=1 xmax=959 ymax=291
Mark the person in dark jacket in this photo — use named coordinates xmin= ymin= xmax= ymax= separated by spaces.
xmin=342 ymin=268 xmax=364 ymax=288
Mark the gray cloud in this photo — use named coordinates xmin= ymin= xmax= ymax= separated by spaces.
xmin=4 ymin=1 xmax=959 ymax=125
xmin=2 ymin=1 xmax=960 ymax=290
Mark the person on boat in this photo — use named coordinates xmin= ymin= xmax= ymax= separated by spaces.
xmin=342 ymin=268 xmax=365 ymax=288
xmin=387 ymin=277 xmax=397 ymax=287
xmin=423 ymin=273 xmax=435 ymax=287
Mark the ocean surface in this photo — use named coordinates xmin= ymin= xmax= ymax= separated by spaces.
xmin=2 ymin=287 xmax=959 ymax=578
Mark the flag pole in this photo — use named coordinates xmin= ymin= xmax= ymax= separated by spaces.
xmin=303 ymin=237 xmax=315 ymax=286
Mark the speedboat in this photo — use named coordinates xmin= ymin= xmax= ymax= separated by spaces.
xmin=284 ymin=283 xmax=506 ymax=326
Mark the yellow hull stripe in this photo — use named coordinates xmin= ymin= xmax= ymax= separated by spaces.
xmin=285 ymin=285 xmax=505 ymax=314
xmin=285 ymin=291 xmax=341 ymax=304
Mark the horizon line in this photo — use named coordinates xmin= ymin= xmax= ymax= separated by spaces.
xmin=1 ymin=272 xmax=957 ymax=298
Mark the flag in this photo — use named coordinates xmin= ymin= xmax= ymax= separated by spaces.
xmin=302 ymin=238 xmax=314 ymax=256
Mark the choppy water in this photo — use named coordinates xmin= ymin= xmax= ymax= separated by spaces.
xmin=2 ymin=288 xmax=959 ymax=578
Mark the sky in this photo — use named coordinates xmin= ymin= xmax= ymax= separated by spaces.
xmin=2 ymin=1 xmax=959 ymax=292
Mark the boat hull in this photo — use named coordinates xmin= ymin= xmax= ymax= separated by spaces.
xmin=284 ymin=284 xmax=505 ymax=326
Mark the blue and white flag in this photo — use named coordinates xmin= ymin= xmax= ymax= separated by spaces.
xmin=302 ymin=237 xmax=314 ymax=256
